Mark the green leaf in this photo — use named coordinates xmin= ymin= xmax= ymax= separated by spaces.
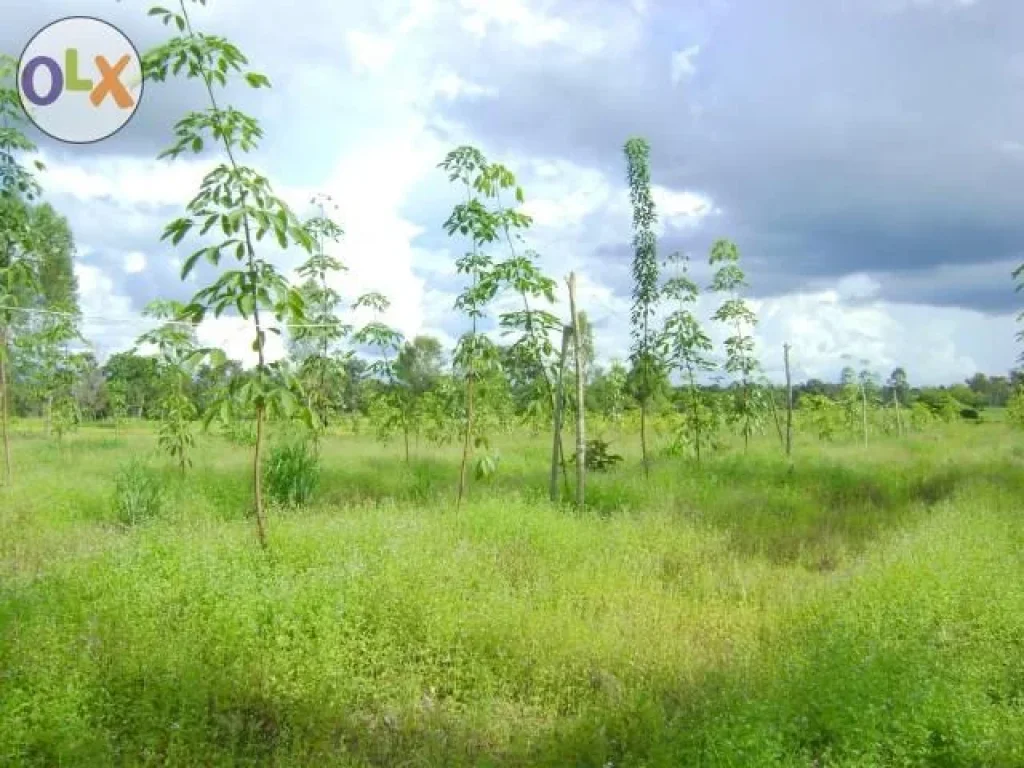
xmin=244 ymin=72 xmax=271 ymax=89
xmin=181 ymin=250 xmax=202 ymax=279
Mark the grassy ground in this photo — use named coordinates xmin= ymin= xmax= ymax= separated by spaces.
xmin=1 ymin=418 xmax=1023 ymax=766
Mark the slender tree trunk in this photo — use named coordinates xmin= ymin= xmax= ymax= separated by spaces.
xmin=253 ymin=404 xmax=268 ymax=549
xmin=861 ymin=385 xmax=868 ymax=447
xmin=403 ymin=420 xmax=410 ymax=465
xmin=568 ymin=273 xmax=585 ymax=510
xmin=784 ymin=343 xmax=793 ymax=460
xmin=687 ymin=366 xmax=702 ymax=466
xmin=742 ymin=383 xmax=750 ymax=452
xmin=456 ymin=371 xmax=474 ymax=512
xmin=640 ymin=397 xmax=650 ymax=477
xmin=550 ymin=326 xmax=570 ymax=503
xmin=0 ymin=327 xmax=11 ymax=486
xmin=239 ymin=201 xmax=268 ymax=549
xmin=181 ymin=0 xmax=272 ymax=548
xmin=894 ymin=393 xmax=903 ymax=437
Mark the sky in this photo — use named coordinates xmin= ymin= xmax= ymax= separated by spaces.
xmin=5 ymin=0 xmax=1023 ymax=385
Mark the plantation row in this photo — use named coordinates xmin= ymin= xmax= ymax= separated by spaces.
xmin=3 ymin=2 xmax=1024 ymax=545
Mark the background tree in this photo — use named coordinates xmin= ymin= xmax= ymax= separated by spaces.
xmin=14 ymin=307 xmax=81 ymax=433
xmin=624 ymin=136 xmax=660 ymax=476
xmin=102 ymin=351 xmax=163 ymax=418
xmin=145 ymin=0 xmax=314 ymax=547
xmin=396 ymin=335 xmax=444 ymax=398
xmin=72 ymin=351 xmax=109 ymax=421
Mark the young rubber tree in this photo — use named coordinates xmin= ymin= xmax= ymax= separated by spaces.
xmin=351 ymin=292 xmax=407 ymax=459
xmin=886 ymin=366 xmax=909 ymax=437
xmin=857 ymin=368 xmax=881 ymax=445
xmin=659 ymin=251 xmax=717 ymax=464
xmin=440 ymin=146 xmax=513 ymax=508
xmin=709 ymin=238 xmax=764 ymax=450
xmin=137 ymin=299 xmax=221 ymax=474
xmin=624 ymin=137 xmax=660 ymax=476
xmin=802 ymin=393 xmax=841 ymax=441
xmin=292 ymin=193 xmax=350 ymax=432
xmin=108 ymin=381 xmax=129 ymax=441
xmin=144 ymin=1 xmax=314 ymax=548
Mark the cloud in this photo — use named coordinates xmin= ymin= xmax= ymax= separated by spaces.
xmin=670 ymin=45 xmax=700 ymax=84
xmin=123 ymin=252 xmax=147 ymax=274
xmin=431 ymin=0 xmax=1024 ymax=316
xmin=5 ymin=0 xmax=1021 ymax=384
xmin=346 ymin=30 xmax=397 ymax=75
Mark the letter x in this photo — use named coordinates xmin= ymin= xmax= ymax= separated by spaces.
xmin=90 ymin=55 xmax=134 ymax=108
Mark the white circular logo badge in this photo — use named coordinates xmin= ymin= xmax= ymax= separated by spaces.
xmin=17 ymin=16 xmax=144 ymax=144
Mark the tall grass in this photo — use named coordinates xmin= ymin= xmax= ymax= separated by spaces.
xmin=0 ymin=419 xmax=1021 ymax=765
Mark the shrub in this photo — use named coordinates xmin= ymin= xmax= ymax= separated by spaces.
xmin=960 ymin=407 xmax=980 ymax=421
xmin=113 ymin=459 xmax=165 ymax=526
xmin=264 ymin=434 xmax=320 ymax=507
xmin=574 ymin=438 xmax=623 ymax=472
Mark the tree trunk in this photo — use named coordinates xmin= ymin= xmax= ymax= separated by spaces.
xmin=861 ymin=385 xmax=869 ymax=447
xmin=784 ymin=343 xmax=793 ymax=460
xmin=253 ymin=404 xmax=268 ymax=549
xmin=568 ymin=273 xmax=586 ymax=510
xmin=893 ymin=392 xmax=903 ymax=437
xmin=403 ymin=420 xmax=410 ymax=465
xmin=687 ymin=367 xmax=702 ymax=466
xmin=456 ymin=371 xmax=474 ymax=512
xmin=0 ymin=328 xmax=11 ymax=486
xmin=549 ymin=326 xmax=571 ymax=503
xmin=640 ymin=397 xmax=650 ymax=477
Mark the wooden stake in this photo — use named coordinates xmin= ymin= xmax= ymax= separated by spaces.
xmin=550 ymin=326 xmax=571 ymax=503
xmin=768 ymin=386 xmax=785 ymax=450
xmin=568 ymin=273 xmax=586 ymax=510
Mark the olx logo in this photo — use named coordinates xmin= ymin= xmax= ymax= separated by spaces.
xmin=21 ymin=49 xmax=135 ymax=109
xmin=18 ymin=16 xmax=143 ymax=144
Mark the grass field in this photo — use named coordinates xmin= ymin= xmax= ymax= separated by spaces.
xmin=2 ymin=419 xmax=1023 ymax=766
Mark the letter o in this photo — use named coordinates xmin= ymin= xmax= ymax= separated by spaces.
xmin=21 ymin=56 xmax=63 ymax=106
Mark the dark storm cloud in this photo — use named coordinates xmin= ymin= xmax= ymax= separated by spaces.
xmin=433 ymin=0 xmax=1024 ymax=313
